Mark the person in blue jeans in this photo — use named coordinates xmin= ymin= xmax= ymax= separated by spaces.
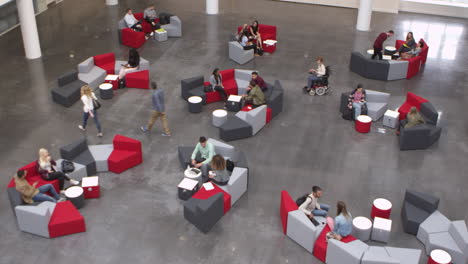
xmin=347 ymin=84 xmax=367 ymax=120
xmin=299 ymin=186 xmax=330 ymax=219
xmin=78 ymin=85 xmax=103 ymax=137
xmin=14 ymin=170 xmax=63 ymax=204
xmin=327 ymin=201 xmax=353 ymax=241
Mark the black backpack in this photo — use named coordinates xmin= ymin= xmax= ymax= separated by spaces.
xmin=295 ymin=194 xmax=312 ymax=206
xmin=226 ymin=159 xmax=235 ymax=172
xmin=61 ymin=160 xmax=75 ymax=173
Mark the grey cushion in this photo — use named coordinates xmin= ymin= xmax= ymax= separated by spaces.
xmin=399 ymin=123 xmax=441 ymax=151
xmin=287 ymin=210 xmax=325 ymax=253
xmin=349 ymin=52 xmax=367 ymax=77
xmin=449 ymin=220 xmax=468 ymax=258
xmin=235 ymin=105 xmax=267 ymax=135
xmin=266 ymin=80 xmax=283 ymax=119
xmin=387 ymin=60 xmax=408 ymax=81
xmin=218 ymin=167 xmax=248 ymax=206
xmin=88 ymin=144 xmax=114 ymax=172
xmin=420 ymin=102 xmax=439 ymax=126
xmin=184 ymin=193 xmax=224 ymax=233
xmin=51 ymin=79 xmax=86 ymax=108
xmin=114 ymin=60 xmax=127 ymax=74
xmin=8 ymin=187 xmax=24 ymax=215
xmin=326 ymin=239 xmax=369 ymax=264
xmin=401 ymin=201 xmax=432 ymax=236
xmin=181 ymin=76 xmax=204 ymax=100
xmin=219 ymin=116 xmax=253 ymax=142
xmin=427 ymin=231 xmax=465 ymax=264
xmin=15 ymin=202 xmax=56 ymax=238
xmin=178 ymin=146 xmax=195 ymax=169
xmin=229 ymin=41 xmax=254 ymax=65
xmin=78 ymin=57 xmax=94 ymax=74
xmin=367 ymin=102 xmax=388 ymax=121
xmin=207 ymin=138 xmax=235 ymax=158
xmin=161 ymin=16 xmax=181 ymax=37
xmin=361 ymin=246 xmax=399 ymax=264
xmin=60 ymin=138 xmax=96 ymax=176
xmin=385 ymin=247 xmax=422 ymax=264
xmin=57 ymin=70 xmax=79 ymax=87
xmin=78 ymin=66 xmax=107 ymax=89
xmin=364 ymin=59 xmax=390 ymax=80
xmin=417 ymin=210 xmax=451 ymax=250
xmin=233 ymin=150 xmax=249 ymax=170
xmin=405 ymin=189 xmax=440 ymax=214
xmin=56 ymin=159 xmax=87 ymax=181
xmin=117 ymin=19 xmax=127 ymax=30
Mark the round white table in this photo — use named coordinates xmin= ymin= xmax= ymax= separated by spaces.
xmin=367 ymin=49 xmax=374 ymax=55
xmin=184 ymin=167 xmax=202 ymax=183
xmin=188 ymin=96 xmax=203 ymax=113
xmin=428 ymin=249 xmax=452 ymax=264
xmin=65 ymin=186 xmax=85 ymax=209
xmin=212 ymin=109 xmax=228 ymax=127
xmin=352 ymin=216 xmax=373 ymax=241
xmin=99 ymin=83 xmax=113 ymax=100
xmin=371 ymin=198 xmax=392 ymax=219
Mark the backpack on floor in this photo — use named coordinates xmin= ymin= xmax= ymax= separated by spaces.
xmin=226 ymin=159 xmax=235 ymax=172
xmin=61 ymin=160 xmax=75 ymax=173
xmin=295 ymin=194 xmax=311 ymax=206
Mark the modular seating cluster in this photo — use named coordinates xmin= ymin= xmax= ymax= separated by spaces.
xmin=229 ymin=24 xmax=277 ymax=64
xmin=6 ymin=135 xmax=142 ymax=238
xmin=349 ymin=39 xmax=429 ymax=80
xmin=178 ymin=138 xmax=249 ymax=233
xmin=339 ymin=90 xmax=390 ymax=121
xmin=118 ymin=13 xmax=182 ymax=48
xmin=52 ymin=52 xmax=150 ymax=107
xmin=401 ymin=190 xmax=468 ymax=264
xmin=280 ymin=190 xmax=423 ymax=264
xmin=181 ymin=69 xmax=283 ymax=141
xmin=397 ymin=92 xmax=441 ymax=151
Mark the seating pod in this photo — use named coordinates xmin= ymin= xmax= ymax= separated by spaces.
xmin=396 ymin=38 xmax=429 ymax=65
xmin=424 ymin=221 xmax=468 ymax=264
xmin=77 ymin=57 xmax=107 ymax=89
xmin=15 ymin=201 xmax=56 ymax=238
xmin=89 ymin=144 xmax=114 ymax=172
xmin=108 ymin=134 xmax=143 ymax=174
xmin=93 ymin=53 xmax=115 ymax=74
xmin=349 ymin=51 xmax=414 ymax=80
xmin=133 ymin=12 xmax=155 ymax=34
xmin=48 ymin=200 xmax=86 ymax=238
xmin=51 ymin=70 xmax=87 ymax=107
xmin=287 ymin=210 xmax=326 ymax=253
xmin=235 ymin=105 xmax=267 ymax=135
xmin=118 ymin=19 xmax=146 ymax=49
xmin=326 ymin=239 xmax=369 ymax=264
xmin=217 ymin=167 xmax=248 ymax=206
xmin=401 ymin=189 xmax=440 ymax=235
xmin=161 ymin=16 xmax=182 ymax=37
xmin=229 ymin=41 xmax=254 ymax=65
xmin=184 ymin=193 xmax=224 ymax=233
xmin=365 ymin=90 xmax=390 ymax=121
xmin=236 ymin=24 xmax=277 ymax=53
xmin=417 ymin=210 xmax=451 ymax=249
xmin=60 ymin=137 xmax=97 ymax=176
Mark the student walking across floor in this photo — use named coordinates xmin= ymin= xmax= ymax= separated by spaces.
xmin=78 ymin=85 xmax=103 ymax=137
xmin=140 ymin=82 xmax=171 ymax=136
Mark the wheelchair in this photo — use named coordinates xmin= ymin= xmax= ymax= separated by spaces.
xmin=303 ymin=66 xmax=332 ymax=96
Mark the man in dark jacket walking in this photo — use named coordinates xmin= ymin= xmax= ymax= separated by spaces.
xmin=140 ymin=82 xmax=171 ymax=136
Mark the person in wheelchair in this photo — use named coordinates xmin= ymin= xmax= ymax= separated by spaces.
xmin=304 ymin=56 xmax=326 ymax=93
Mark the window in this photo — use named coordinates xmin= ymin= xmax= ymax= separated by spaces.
xmin=402 ymin=0 xmax=468 ymax=6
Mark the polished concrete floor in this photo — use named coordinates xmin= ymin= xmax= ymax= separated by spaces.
xmin=0 ymin=0 xmax=467 ymax=263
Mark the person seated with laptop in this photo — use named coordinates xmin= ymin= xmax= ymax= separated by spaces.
xmin=298 ymin=185 xmax=330 ymax=220
xmin=191 ymin=136 xmax=215 ymax=176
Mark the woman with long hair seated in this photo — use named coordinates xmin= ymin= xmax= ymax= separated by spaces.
xmin=249 ymin=20 xmax=263 ymax=53
xmin=239 ymin=28 xmax=262 ymax=56
xmin=209 ymin=68 xmax=228 ymax=104
xmin=119 ymin=48 xmax=140 ymax=83
xmin=37 ymin=148 xmax=79 ymax=191
xmin=207 ymin=154 xmax=231 ymax=186
xmin=326 ymin=201 xmax=353 ymax=241
xmin=398 ymin=32 xmax=416 ymax=55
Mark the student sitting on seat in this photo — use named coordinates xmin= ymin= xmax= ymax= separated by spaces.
xmin=191 ymin=137 xmax=216 ymax=176
xmin=326 ymin=201 xmax=353 ymax=241
xmin=207 ymin=155 xmax=231 ymax=186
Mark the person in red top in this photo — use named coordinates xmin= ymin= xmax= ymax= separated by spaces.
xmin=372 ymin=30 xmax=394 ymax=60
xmin=251 ymin=72 xmax=267 ymax=91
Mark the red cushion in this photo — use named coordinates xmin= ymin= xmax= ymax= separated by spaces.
xmin=48 ymin=201 xmax=86 ymax=238
xmin=223 ymin=79 xmax=238 ymax=91
xmin=404 ymin=56 xmax=422 ymax=79
xmin=419 ymin=39 xmax=429 ymax=64
xmin=205 ymin=91 xmax=223 ymax=104
xmin=280 ymin=190 xmax=298 ymax=234
xmin=398 ymin=92 xmax=428 ymax=120
xmin=133 ymin=13 xmax=152 ymax=33
xmin=108 ymin=150 xmax=142 ymax=174
xmin=8 ymin=162 xmax=60 ymax=193
xmin=113 ymin=134 xmax=142 ymax=152
xmin=193 ymin=184 xmax=231 ymax=214
xmin=241 ymin=105 xmax=253 ymax=112
xmin=93 ymin=53 xmax=115 ymax=74
xmin=121 ymin=28 xmax=145 ymax=49
xmin=259 ymin=24 xmax=277 ymax=36
xmin=266 ymin=107 xmax=272 ymax=123
xmin=220 ymin=69 xmax=235 ymax=81
xmin=126 ymin=70 xmax=149 ymax=89
xmin=313 ymin=225 xmax=357 ymax=262
xmin=395 ymin=40 xmax=405 ymax=50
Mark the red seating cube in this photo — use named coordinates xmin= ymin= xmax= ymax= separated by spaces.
xmin=405 ymin=56 xmax=422 ymax=79
xmin=205 ymin=91 xmax=223 ymax=104
xmin=121 ymin=28 xmax=145 ymax=49
xmin=48 ymin=201 xmax=86 ymax=238
xmin=108 ymin=135 xmax=143 ymax=174
xmin=237 ymin=24 xmax=277 ymax=54
xmin=133 ymin=13 xmax=153 ymax=34
xmin=93 ymin=53 xmax=115 ymax=74
xmin=126 ymin=70 xmax=149 ymax=89
xmin=313 ymin=225 xmax=357 ymax=262
xmin=113 ymin=134 xmax=142 ymax=152
xmin=193 ymin=184 xmax=231 ymax=214
xmin=280 ymin=190 xmax=298 ymax=234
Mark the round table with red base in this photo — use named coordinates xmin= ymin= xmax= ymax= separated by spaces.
xmin=355 ymin=115 xmax=372 ymax=133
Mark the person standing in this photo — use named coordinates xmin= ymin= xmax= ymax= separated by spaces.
xmin=144 ymin=4 xmax=160 ymax=32
xmin=78 ymin=85 xmax=103 ymax=137
xmin=372 ymin=30 xmax=394 ymax=60
xmin=140 ymin=82 xmax=171 ymax=136
xmin=299 ymin=186 xmax=330 ymax=218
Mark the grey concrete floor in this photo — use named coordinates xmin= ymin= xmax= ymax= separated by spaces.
xmin=0 ymin=0 xmax=467 ymax=263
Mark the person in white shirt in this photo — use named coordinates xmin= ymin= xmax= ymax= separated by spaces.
xmin=78 ymin=85 xmax=103 ymax=137
xmin=306 ymin=56 xmax=326 ymax=90
xmin=299 ymin=186 xmax=330 ymax=219
xmin=124 ymin=8 xmax=142 ymax=32
xmin=239 ymin=28 xmax=262 ymax=56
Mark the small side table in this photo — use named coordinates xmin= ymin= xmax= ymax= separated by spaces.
xmin=371 ymin=216 xmax=392 ymax=243
xmin=155 ymin=30 xmax=168 ymax=42
xmin=212 ymin=109 xmax=228 ymax=127
xmin=81 ymin=176 xmax=100 ymax=199
xmin=178 ymin=178 xmax=199 ymax=200
xmin=65 ymin=186 xmax=85 ymax=209
xmin=383 ymin=110 xmax=400 ymax=129
xmin=352 ymin=216 xmax=372 ymax=241
xmin=428 ymin=249 xmax=452 ymax=264
xmin=227 ymin=95 xmax=242 ymax=112
xmin=105 ymin=74 xmax=119 ymax=90
xmin=371 ymin=198 xmax=392 ymax=219
xmin=99 ymin=83 xmax=113 ymax=100
xmin=355 ymin=115 xmax=372 ymax=133
xmin=367 ymin=49 xmax=374 ymax=55
xmin=384 ymin=46 xmax=397 ymax=56
xmin=184 ymin=167 xmax=202 ymax=183
xmin=188 ymin=96 xmax=203 ymax=113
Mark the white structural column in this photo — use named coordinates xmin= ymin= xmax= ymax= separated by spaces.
xmin=106 ymin=0 xmax=118 ymax=5
xmin=206 ymin=0 xmax=219 ymax=15
xmin=356 ymin=0 xmax=373 ymax=31
xmin=16 ymin=0 xmax=41 ymax=59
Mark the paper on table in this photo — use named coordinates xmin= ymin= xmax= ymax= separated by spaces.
xmin=203 ymin=182 xmax=214 ymax=191
xmin=263 ymin=39 xmax=277 ymax=46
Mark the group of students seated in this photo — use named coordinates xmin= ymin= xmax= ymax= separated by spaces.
xmin=190 ymin=136 xmax=232 ymax=185
xmin=237 ymin=20 xmax=264 ymax=56
xmin=396 ymin=32 xmax=424 ymax=60
xmin=298 ymin=186 xmax=353 ymax=241
xmin=208 ymin=69 xmax=267 ymax=108
xmin=13 ymin=148 xmax=80 ymax=204
xmin=124 ymin=4 xmax=160 ymax=39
